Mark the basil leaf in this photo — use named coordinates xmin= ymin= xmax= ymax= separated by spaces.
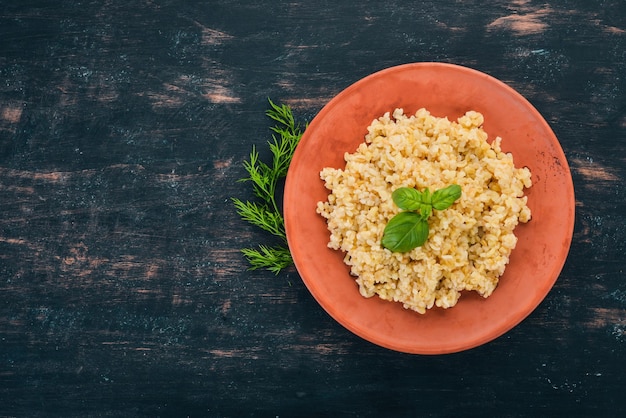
xmin=381 ymin=211 xmax=429 ymax=252
xmin=419 ymin=203 xmax=432 ymax=219
xmin=391 ymin=187 xmax=423 ymax=211
xmin=382 ymin=184 xmax=462 ymax=253
xmin=431 ymin=184 xmax=462 ymax=210
xmin=422 ymin=187 xmax=432 ymax=205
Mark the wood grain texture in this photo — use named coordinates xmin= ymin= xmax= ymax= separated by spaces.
xmin=0 ymin=0 xmax=625 ymax=416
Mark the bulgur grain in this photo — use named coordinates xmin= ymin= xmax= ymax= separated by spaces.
xmin=316 ymin=108 xmax=532 ymax=313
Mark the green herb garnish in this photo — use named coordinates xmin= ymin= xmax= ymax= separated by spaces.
xmin=232 ymin=99 xmax=305 ymax=274
xmin=381 ymin=184 xmax=462 ymax=252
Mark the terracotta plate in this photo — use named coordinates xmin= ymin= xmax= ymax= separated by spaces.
xmin=284 ymin=63 xmax=575 ymax=354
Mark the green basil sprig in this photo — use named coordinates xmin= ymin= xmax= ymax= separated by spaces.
xmin=381 ymin=184 xmax=462 ymax=252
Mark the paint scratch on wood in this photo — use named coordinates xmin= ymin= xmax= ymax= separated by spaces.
xmin=570 ymin=158 xmax=620 ymax=182
xmin=487 ymin=8 xmax=552 ymax=35
xmin=584 ymin=307 xmax=626 ymax=330
xmin=192 ymin=20 xmax=234 ymax=46
xmin=1 ymin=105 xmax=22 ymax=123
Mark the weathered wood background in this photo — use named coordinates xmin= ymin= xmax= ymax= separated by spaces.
xmin=1 ymin=1 xmax=625 ymax=416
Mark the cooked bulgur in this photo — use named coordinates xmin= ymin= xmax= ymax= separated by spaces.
xmin=316 ymin=108 xmax=532 ymax=313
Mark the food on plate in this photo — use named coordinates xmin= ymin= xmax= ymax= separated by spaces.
xmin=316 ymin=108 xmax=532 ymax=313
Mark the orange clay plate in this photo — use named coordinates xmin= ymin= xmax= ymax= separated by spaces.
xmin=283 ymin=63 xmax=575 ymax=354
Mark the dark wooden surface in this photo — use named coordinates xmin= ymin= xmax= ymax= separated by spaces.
xmin=1 ymin=1 xmax=625 ymax=416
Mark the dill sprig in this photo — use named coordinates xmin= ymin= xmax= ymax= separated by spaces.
xmin=232 ymin=99 xmax=305 ymax=274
